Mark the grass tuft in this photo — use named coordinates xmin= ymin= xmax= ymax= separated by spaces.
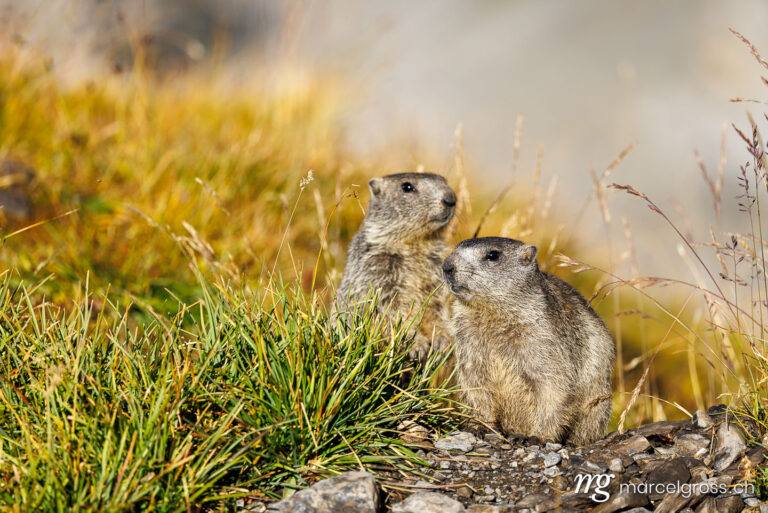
xmin=0 ymin=272 xmax=457 ymax=510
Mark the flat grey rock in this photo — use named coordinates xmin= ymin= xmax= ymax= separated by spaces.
xmin=712 ymin=422 xmax=746 ymax=472
xmin=436 ymin=432 xmax=478 ymax=453
xmin=267 ymin=471 xmax=380 ymax=513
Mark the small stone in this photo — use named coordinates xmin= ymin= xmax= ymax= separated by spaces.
xmin=583 ymin=460 xmax=608 ymax=473
xmin=440 ymin=460 xmax=452 ymax=469
xmin=500 ymin=444 xmax=513 ymax=450
xmin=543 ymin=452 xmax=561 ymax=467
xmin=267 ymin=471 xmax=380 ymax=513
xmin=456 ymin=485 xmax=473 ymax=499
xmin=247 ymin=503 xmax=266 ymax=513
xmin=673 ymin=432 xmax=710 ymax=458
xmin=542 ymin=466 xmax=561 ymax=477
xmin=713 ymin=422 xmax=746 ymax=472
xmin=654 ymin=446 xmax=675 ymax=456
xmin=608 ymin=457 xmax=624 ymax=473
xmin=745 ymin=497 xmax=760 ymax=507
xmin=545 ymin=442 xmax=562 ymax=451
xmin=435 ymin=432 xmax=477 ymax=453
xmin=634 ymin=420 xmax=689 ymax=438
xmin=613 ymin=434 xmax=651 ymax=455
xmin=747 ymin=446 xmax=768 ymax=466
xmin=692 ymin=410 xmax=714 ymax=429
xmin=513 ymin=448 xmax=526 ymax=457
xmin=392 ymin=492 xmax=466 ymax=513
xmin=714 ymin=495 xmax=745 ymax=513
xmin=236 ymin=499 xmax=245 ymax=508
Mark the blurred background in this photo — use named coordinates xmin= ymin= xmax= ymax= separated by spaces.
xmin=3 ymin=1 xmax=768 ymax=424
xmin=5 ymin=0 xmax=768 ymax=276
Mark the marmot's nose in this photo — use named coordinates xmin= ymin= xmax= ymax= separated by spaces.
xmin=442 ymin=261 xmax=455 ymax=280
xmin=442 ymin=191 xmax=457 ymax=208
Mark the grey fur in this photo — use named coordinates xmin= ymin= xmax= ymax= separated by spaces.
xmin=337 ymin=173 xmax=456 ymax=359
xmin=442 ymin=237 xmax=614 ymax=445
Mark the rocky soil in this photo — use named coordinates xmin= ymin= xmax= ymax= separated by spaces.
xmin=247 ymin=405 xmax=767 ymax=513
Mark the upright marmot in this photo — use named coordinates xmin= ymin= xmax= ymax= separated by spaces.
xmin=442 ymin=237 xmax=614 ymax=445
xmin=337 ymin=172 xmax=456 ymax=359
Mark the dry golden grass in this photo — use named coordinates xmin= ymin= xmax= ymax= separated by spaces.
xmin=2 ymin=29 xmax=768 ymax=446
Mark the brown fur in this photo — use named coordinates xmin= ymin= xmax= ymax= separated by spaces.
xmin=442 ymin=237 xmax=614 ymax=445
xmin=337 ymin=173 xmax=456 ymax=359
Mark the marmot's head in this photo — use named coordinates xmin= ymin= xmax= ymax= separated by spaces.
xmin=365 ymin=173 xmax=456 ymax=244
xmin=442 ymin=237 xmax=538 ymax=305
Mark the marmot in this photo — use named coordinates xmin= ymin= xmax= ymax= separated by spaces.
xmin=441 ymin=237 xmax=614 ymax=445
xmin=337 ymin=172 xmax=456 ymax=359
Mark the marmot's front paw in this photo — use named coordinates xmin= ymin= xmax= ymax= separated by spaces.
xmin=431 ymin=334 xmax=452 ymax=354
xmin=408 ymin=336 xmax=432 ymax=362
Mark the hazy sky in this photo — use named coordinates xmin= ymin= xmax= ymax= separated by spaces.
xmin=292 ymin=0 xmax=768 ymax=275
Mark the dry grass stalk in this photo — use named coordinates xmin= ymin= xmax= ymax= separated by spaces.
xmin=472 ymin=114 xmax=524 ymax=238
xmin=447 ymin=123 xmax=470 ymax=240
xmin=590 ymin=167 xmax=611 ymax=225
xmin=521 ymin=144 xmax=545 ymax=234
xmin=694 ymin=151 xmax=721 ymax=218
xmin=618 ymin=292 xmax=695 ymax=433
xmin=601 ymin=142 xmax=636 ymax=180
xmin=730 ymin=28 xmax=768 ymax=71
xmin=540 ymin=175 xmax=559 ymax=224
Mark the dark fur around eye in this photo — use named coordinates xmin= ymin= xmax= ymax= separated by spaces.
xmin=401 ymin=182 xmax=415 ymax=193
xmin=485 ymin=250 xmax=500 ymax=261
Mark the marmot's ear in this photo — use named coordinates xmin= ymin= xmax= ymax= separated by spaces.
xmin=368 ymin=178 xmax=382 ymax=197
xmin=521 ymin=244 xmax=538 ymax=266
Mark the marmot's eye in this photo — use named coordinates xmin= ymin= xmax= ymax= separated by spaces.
xmin=485 ymin=250 xmax=500 ymax=261
xmin=401 ymin=182 xmax=415 ymax=193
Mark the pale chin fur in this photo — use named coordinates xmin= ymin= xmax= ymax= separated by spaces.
xmin=429 ymin=206 xmax=454 ymax=226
